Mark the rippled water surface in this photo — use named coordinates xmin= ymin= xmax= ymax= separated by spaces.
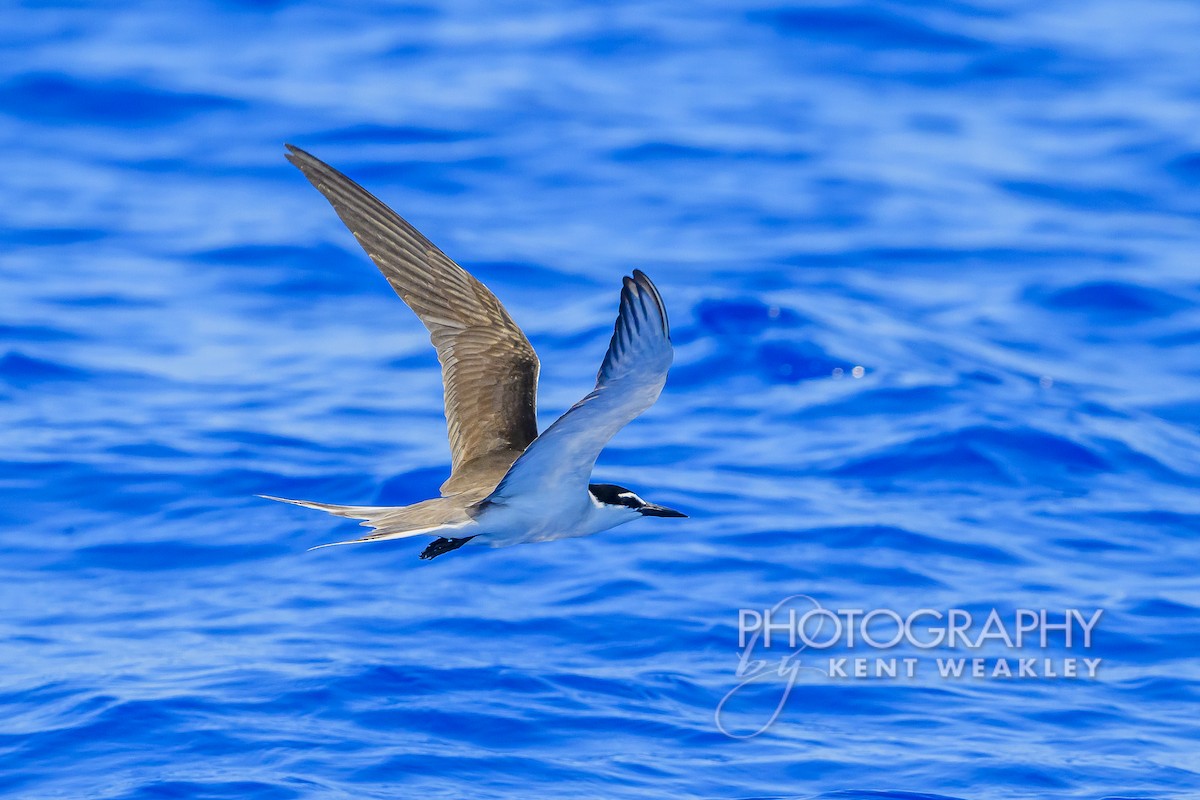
xmin=2 ymin=1 xmax=1199 ymax=798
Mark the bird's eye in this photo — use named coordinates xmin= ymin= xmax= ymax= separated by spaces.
xmin=616 ymin=492 xmax=642 ymax=507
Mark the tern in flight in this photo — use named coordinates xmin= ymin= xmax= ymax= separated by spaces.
xmin=263 ymin=145 xmax=685 ymax=559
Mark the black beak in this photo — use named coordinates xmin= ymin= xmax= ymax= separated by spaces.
xmin=639 ymin=503 xmax=687 ymax=518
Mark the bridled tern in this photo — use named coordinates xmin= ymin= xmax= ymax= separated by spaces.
xmin=263 ymin=145 xmax=685 ymax=559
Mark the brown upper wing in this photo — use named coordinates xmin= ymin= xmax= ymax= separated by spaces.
xmin=284 ymin=145 xmax=539 ymax=491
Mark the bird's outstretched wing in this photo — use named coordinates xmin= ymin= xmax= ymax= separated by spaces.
xmin=284 ymin=145 xmax=539 ymax=493
xmin=485 ymin=270 xmax=672 ymax=503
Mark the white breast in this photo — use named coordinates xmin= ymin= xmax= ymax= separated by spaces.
xmin=475 ymin=490 xmax=641 ymax=546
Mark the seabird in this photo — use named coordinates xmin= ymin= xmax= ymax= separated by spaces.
xmin=263 ymin=145 xmax=685 ymax=559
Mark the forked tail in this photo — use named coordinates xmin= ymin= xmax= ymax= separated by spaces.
xmin=258 ymin=495 xmax=396 ymax=523
xmin=257 ymin=494 xmax=470 ymax=550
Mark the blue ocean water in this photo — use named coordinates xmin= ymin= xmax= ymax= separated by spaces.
xmin=2 ymin=1 xmax=1199 ymax=797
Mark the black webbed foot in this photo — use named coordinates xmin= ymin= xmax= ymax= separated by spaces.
xmin=419 ymin=536 xmax=476 ymax=560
